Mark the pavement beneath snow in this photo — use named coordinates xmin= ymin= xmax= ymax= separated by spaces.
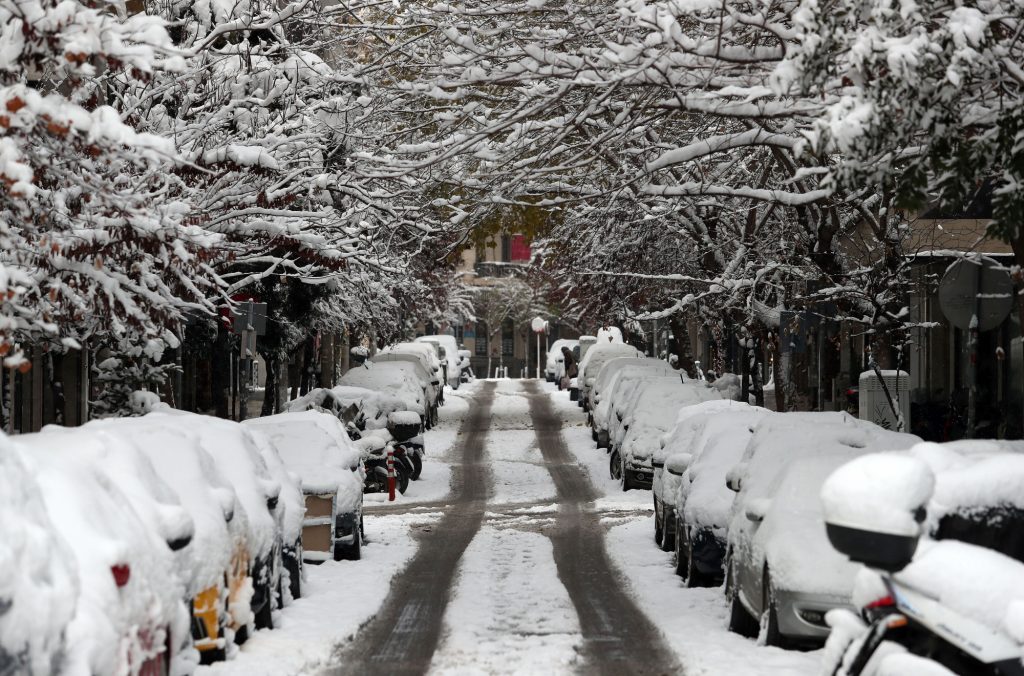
xmin=198 ymin=378 xmax=823 ymax=676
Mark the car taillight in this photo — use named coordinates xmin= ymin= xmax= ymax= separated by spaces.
xmin=112 ymin=564 xmax=131 ymax=587
xmin=861 ymin=594 xmax=896 ymax=622
xmin=865 ymin=595 xmax=895 ymax=610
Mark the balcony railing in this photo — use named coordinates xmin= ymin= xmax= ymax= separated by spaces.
xmin=473 ymin=261 xmax=528 ymax=278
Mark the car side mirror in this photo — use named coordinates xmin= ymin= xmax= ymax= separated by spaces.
xmin=665 ymin=453 xmax=693 ymax=477
xmin=745 ymin=498 xmax=770 ymax=523
xmin=726 ymin=464 xmax=746 ymax=492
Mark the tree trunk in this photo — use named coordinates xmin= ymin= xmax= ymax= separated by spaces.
xmin=669 ymin=315 xmax=696 ymax=378
xmin=212 ymin=322 xmax=231 ymax=419
xmin=261 ymin=357 xmax=277 ymax=417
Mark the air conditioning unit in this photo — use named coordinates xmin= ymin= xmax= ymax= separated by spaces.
xmin=858 ymin=370 xmax=911 ymax=431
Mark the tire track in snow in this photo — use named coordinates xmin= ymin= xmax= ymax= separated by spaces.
xmin=525 ymin=380 xmax=682 ymax=676
xmin=325 ymin=382 xmax=496 ymax=676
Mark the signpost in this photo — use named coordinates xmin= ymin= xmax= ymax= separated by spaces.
xmin=231 ymin=301 xmax=268 ymax=420
xmin=531 ymin=316 xmax=547 ymax=380
xmin=938 ymin=256 xmax=1013 ymax=438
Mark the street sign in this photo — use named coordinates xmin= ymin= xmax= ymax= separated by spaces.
xmin=232 ymin=301 xmax=269 ymax=335
xmin=531 ymin=316 xmax=547 ymax=333
xmin=938 ymin=257 xmax=1013 ymax=332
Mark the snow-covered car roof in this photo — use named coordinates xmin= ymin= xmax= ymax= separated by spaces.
xmin=619 ymin=381 xmax=723 ymax=462
xmin=339 ymin=362 xmax=426 ymax=414
xmin=289 ymin=385 xmax=412 ymax=430
xmin=908 ymin=441 xmax=1024 ymax=518
xmin=144 ymin=411 xmax=281 ymax=562
xmin=593 ymin=362 xmax=677 ymax=430
xmin=579 ymin=343 xmax=644 ymax=386
xmin=82 ymin=415 xmax=240 ymax=595
xmin=243 ymin=426 xmax=305 ymax=546
xmin=590 ymin=357 xmax=673 ymax=406
xmin=0 ymin=437 xmax=77 ymax=676
xmin=29 ymin=423 xmax=195 ymax=552
xmin=416 ymin=334 xmax=458 ymax=361
xmin=674 ymin=406 xmax=772 ymax=535
xmin=19 ymin=436 xmax=188 ymax=676
xmin=380 ymin=342 xmax=441 ymax=375
xmin=735 ymin=413 xmax=920 ymax=505
xmin=244 ymin=411 xmax=363 ymax=514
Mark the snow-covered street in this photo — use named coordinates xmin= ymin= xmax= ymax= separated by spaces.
xmin=194 ymin=379 xmax=821 ymax=675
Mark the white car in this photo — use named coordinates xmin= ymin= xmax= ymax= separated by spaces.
xmin=545 ymin=338 xmax=579 ymax=381
xmin=610 ymin=378 xmax=721 ymax=491
xmin=650 ymin=399 xmax=754 ymax=551
xmin=590 ymin=359 xmax=676 ymax=446
xmin=19 ymin=435 xmax=191 ymax=676
xmin=725 ymin=413 xmax=919 ymax=646
xmin=577 ymin=342 xmax=645 ymax=411
xmin=0 ymin=435 xmax=78 ymax=676
xmin=340 ymin=361 xmax=430 ymax=426
xmin=416 ymin=334 xmax=462 ymax=389
xmin=96 ymin=414 xmax=260 ymax=652
xmin=666 ymin=405 xmax=770 ymax=585
xmin=245 ymin=411 xmax=365 ymax=561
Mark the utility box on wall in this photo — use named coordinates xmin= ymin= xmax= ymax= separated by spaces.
xmin=859 ymin=370 xmax=911 ymax=431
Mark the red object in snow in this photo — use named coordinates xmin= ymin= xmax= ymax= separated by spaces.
xmin=386 ymin=449 xmax=396 ymax=502
xmin=111 ymin=563 xmax=131 ymax=587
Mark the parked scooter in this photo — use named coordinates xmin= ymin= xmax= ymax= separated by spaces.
xmin=820 ymin=454 xmax=1024 ymax=676
xmin=363 ymin=446 xmax=409 ymax=495
xmin=388 ymin=412 xmax=424 ymax=480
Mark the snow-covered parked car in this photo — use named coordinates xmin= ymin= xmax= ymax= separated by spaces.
xmin=341 ymin=361 xmax=432 ymax=427
xmin=21 ymin=422 xmax=200 ymax=668
xmin=245 ymin=428 xmax=306 ymax=602
xmin=375 ymin=342 xmax=443 ymax=407
xmin=95 ymin=414 xmax=257 ymax=656
xmin=650 ymin=399 xmax=754 ymax=551
xmin=577 ymin=342 xmax=645 ymax=412
xmin=173 ymin=413 xmax=285 ymax=634
xmin=244 ymin=411 xmax=365 ymax=562
xmin=545 ymin=338 xmax=579 ymax=382
xmin=609 ymin=378 xmax=722 ymax=491
xmin=18 ymin=432 xmax=192 ymax=676
xmin=0 ymin=436 xmax=78 ymax=676
xmin=820 ymin=450 xmax=1024 ymax=676
xmin=724 ymin=413 xmax=919 ymax=646
xmin=592 ymin=359 xmax=678 ymax=448
xmin=667 ymin=405 xmax=770 ymax=586
xmin=416 ymin=334 xmax=462 ymax=389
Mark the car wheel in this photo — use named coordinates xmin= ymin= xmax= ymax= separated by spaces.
xmin=726 ymin=561 xmax=758 ymax=637
xmin=674 ymin=523 xmax=688 ymax=579
xmin=410 ymin=453 xmax=423 ymax=480
xmin=254 ymin=582 xmax=274 ymax=630
xmin=285 ymin=542 xmax=302 ymax=600
xmin=660 ymin=511 xmax=675 ymax=552
xmin=334 ymin=516 xmax=363 ymax=561
xmin=620 ymin=458 xmax=634 ymax=492
xmin=762 ymin=568 xmax=788 ymax=648
xmin=609 ymin=450 xmax=622 ymax=480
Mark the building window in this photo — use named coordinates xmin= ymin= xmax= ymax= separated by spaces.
xmin=454 ymin=324 xmax=464 ymax=342
xmin=475 ymin=323 xmax=488 ymax=356
xmin=502 ymin=319 xmax=514 ymax=356
xmin=500 ymin=235 xmax=511 ymax=262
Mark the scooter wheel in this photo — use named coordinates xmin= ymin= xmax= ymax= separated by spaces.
xmin=411 ymin=453 xmax=423 ymax=480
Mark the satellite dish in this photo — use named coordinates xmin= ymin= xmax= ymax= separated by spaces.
xmin=938 ymin=256 xmax=1013 ymax=332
